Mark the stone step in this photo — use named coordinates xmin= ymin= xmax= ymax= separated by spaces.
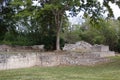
xmin=60 ymin=57 xmax=111 ymax=66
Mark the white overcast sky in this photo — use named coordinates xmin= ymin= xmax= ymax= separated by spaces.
xmin=110 ymin=3 xmax=120 ymax=18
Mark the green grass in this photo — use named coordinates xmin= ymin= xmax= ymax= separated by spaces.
xmin=0 ymin=56 xmax=120 ymax=80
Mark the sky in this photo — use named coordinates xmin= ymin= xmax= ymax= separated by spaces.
xmin=110 ymin=3 xmax=120 ymax=18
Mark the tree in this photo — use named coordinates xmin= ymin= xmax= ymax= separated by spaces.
xmin=0 ymin=0 xmax=16 ymax=41
xmin=10 ymin=0 xmax=120 ymax=50
xmin=37 ymin=0 xmax=103 ymax=50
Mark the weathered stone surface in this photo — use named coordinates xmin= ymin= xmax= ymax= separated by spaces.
xmin=91 ymin=45 xmax=109 ymax=52
xmin=0 ymin=53 xmax=37 ymax=70
xmin=0 ymin=45 xmax=11 ymax=52
xmin=63 ymin=41 xmax=92 ymax=52
xmin=0 ymin=41 xmax=115 ymax=70
xmin=90 ymin=45 xmax=115 ymax=57
xmin=0 ymin=52 xmax=112 ymax=70
xmin=92 ymin=51 xmax=115 ymax=57
xmin=31 ymin=45 xmax=44 ymax=51
xmin=0 ymin=45 xmax=44 ymax=52
xmin=63 ymin=41 xmax=115 ymax=57
xmin=38 ymin=53 xmax=60 ymax=66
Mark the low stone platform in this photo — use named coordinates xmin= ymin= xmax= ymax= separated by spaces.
xmin=92 ymin=51 xmax=115 ymax=57
xmin=0 ymin=52 xmax=112 ymax=70
xmin=0 ymin=41 xmax=115 ymax=70
xmin=0 ymin=45 xmax=44 ymax=52
xmin=63 ymin=41 xmax=115 ymax=57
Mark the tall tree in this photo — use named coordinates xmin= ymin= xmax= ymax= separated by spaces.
xmin=38 ymin=0 xmax=120 ymax=50
xmin=10 ymin=0 xmax=120 ymax=50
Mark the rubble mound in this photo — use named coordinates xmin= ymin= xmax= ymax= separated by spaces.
xmin=63 ymin=41 xmax=92 ymax=52
xmin=63 ymin=41 xmax=115 ymax=57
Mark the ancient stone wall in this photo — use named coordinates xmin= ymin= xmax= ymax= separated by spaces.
xmin=0 ymin=52 xmax=37 ymax=70
xmin=0 ymin=52 xmax=112 ymax=70
xmin=0 ymin=41 xmax=115 ymax=70
xmin=63 ymin=41 xmax=115 ymax=57
xmin=91 ymin=45 xmax=109 ymax=52
xmin=0 ymin=45 xmax=44 ymax=52
xmin=63 ymin=41 xmax=92 ymax=52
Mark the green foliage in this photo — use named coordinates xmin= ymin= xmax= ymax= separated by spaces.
xmin=2 ymin=32 xmax=30 ymax=46
xmin=0 ymin=23 xmax=8 ymax=41
xmin=80 ymin=28 xmax=105 ymax=45
xmin=0 ymin=0 xmax=16 ymax=42
xmin=62 ymin=18 xmax=120 ymax=52
xmin=93 ymin=36 xmax=105 ymax=44
xmin=61 ymin=24 xmax=82 ymax=43
xmin=1 ymin=0 xmax=120 ymax=50
xmin=11 ymin=0 xmax=115 ymax=50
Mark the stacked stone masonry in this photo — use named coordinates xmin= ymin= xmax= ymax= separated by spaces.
xmin=0 ymin=52 xmax=113 ymax=70
xmin=0 ymin=45 xmax=44 ymax=52
xmin=0 ymin=41 xmax=115 ymax=70
xmin=63 ymin=41 xmax=115 ymax=57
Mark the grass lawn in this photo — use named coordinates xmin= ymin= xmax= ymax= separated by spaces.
xmin=0 ymin=56 xmax=120 ymax=80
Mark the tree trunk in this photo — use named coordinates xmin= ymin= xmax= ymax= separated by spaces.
xmin=54 ymin=10 xmax=63 ymax=51
xmin=56 ymin=28 xmax=60 ymax=50
xmin=55 ymin=14 xmax=61 ymax=51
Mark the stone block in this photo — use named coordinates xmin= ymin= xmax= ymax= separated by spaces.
xmin=31 ymin=45 xmax=44 ymax=51
xmin=91 ymin=45 xmax=109 ymax=52
xmin=92 ymin=51 xmax=115 ymax=57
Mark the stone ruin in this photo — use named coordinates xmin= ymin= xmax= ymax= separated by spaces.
xmin=0 ymin=45 xmax=44 ymax=52
xmin=0 ymin=41 xmax=115 ymax=57
xmin=0 ymin=41 xmax=116 ymax=70
xmin=63 ymin=41 xmax=92 ymax=52
xmin=63 ymin=41 xmax=115 ymax=57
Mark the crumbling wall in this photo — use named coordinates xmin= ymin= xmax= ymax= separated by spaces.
xmin=0 ymin=52 xmax=112 ymax=70
xmin=0 ymin=53 xmax=37 ymax=70
xmin=63 ymin=41 xmax=92 ymax=52
xmin=0 ymin=45 xmax=44 ymax=52
xmin=0 ymin=41 xmax=115 ymax=70
xmin=63 ymin=41 xmax=115 ymax=57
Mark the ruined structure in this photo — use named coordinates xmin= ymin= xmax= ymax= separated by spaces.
xmin=0 ymin=45 xmax=44 ymax=52
xmin=63 ymin=41 xmax=115 ymax=57
xmin=63 ymin=41 xmax=92 ymax=52
xmin=0 ymin=41 xmax=115 ymax=70
xmin=0 ymin=52 xmax=111 ymax=70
